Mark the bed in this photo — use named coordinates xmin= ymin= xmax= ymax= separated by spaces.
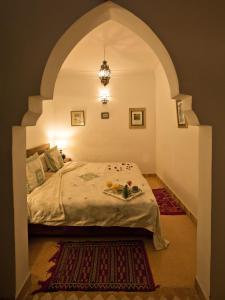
xmin=26 ymin=145 xmax=169 ymax=250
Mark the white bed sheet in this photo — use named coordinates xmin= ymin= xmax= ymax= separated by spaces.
xmin=27 ymin=161 xmax=169 ymax=250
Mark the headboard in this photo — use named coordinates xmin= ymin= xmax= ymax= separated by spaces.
xmin=26 ymin=143 xmax=50 ymax=157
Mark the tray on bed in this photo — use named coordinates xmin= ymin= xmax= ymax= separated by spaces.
xmin=103 ymin=188 xmax=144 ymax=201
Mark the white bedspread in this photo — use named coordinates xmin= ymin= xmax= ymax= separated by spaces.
xmin=27 ymin=161 xmax=169 ymax=250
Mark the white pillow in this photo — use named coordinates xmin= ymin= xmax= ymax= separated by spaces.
xmin=26 ymin=153 xmax=46 ymax=193
xmin=45 ymin=146 xmax=64 ymax=172
xmin=39 ymin=153 xmax=49 ymax=172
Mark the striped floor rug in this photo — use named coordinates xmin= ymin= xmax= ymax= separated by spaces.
xmin=34 ymin=240 xmax=156 ymax=294
xmin=152 ymin=188 xmax=186 ymax=215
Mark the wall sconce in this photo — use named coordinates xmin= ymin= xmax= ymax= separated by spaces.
xmin=99 ymin=88 xmax=110 ymax=104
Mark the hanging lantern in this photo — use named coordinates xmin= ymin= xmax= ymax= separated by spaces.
xmin=98 ymin=60 xmax=111 ymax=86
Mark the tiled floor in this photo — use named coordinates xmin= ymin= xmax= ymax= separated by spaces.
xmin=26 ymin=175 xmax=199 ymax=300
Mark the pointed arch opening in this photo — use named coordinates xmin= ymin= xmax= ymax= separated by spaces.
xmin=12 ymin=1 xmax=211 ymax=298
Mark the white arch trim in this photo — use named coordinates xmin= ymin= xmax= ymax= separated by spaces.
xmin=22 ymin=1 xmax=199 ymax=126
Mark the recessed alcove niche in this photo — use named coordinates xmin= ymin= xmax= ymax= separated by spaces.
xmin=12 ymin=2 xmax=212 ymax=299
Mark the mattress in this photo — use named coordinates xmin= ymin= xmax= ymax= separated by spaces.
xmin=27 ymin=161 xmax=169 ymax=250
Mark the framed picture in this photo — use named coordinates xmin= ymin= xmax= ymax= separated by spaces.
xmin=101 ymin=112 xmax=109 ymax=119
xmin=129 ymin=108 xmax=146 ymax=129
xmin=71 ymin=111 xmax=85 ymax=126
xmin=176 ymin=100 xmax=187 ymax=128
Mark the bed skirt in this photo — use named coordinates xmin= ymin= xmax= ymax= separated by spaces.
xmin=28 ymin=224 xmax=153 ymax=238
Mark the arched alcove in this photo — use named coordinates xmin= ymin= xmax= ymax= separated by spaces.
xmin=12 ymin=1 xmax=212 ymax=298
xmin=22 ymin=1 xmax=199 ymax=128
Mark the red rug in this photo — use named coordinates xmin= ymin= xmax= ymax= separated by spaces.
xmin=34 ymin=240 xmax=156 ymax=293
xmin=152 ymin=188 xmax=186 ymax=215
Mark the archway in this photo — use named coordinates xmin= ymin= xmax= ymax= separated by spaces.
xmin=13 ymin=1 xmax=211 ymax=298
xmin=22 ymin=1 xmax=199 ymax=127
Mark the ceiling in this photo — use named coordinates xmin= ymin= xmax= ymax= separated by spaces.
xmin=60 ymin=20 xmax=159 ymax=75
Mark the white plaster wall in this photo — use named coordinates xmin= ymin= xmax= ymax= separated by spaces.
xmin=196 ymin=126 xmax=212 ymax=299
xmin=26 ymin=100 xmax=54 ymax=148
xmin=12 ymin=127 xmax=30 ymax=297
xmin=53 ymin=70 xmax=156 ymax=173
xmin=155 ymin=64 xmax=199 ymax=218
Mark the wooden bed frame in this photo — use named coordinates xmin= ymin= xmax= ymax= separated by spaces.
xmin=26 ymin=144 xmax=153 ymax=239
xmin=26 ymin=143 xmax=50 ymax=157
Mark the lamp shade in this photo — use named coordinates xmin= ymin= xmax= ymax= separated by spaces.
xmin=55 ymin=139 xmax=67 ymax=150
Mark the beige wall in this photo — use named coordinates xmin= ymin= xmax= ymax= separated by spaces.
xmin=26 ymin=100 xmax=54 ymax=149
xmin=155 ymin=64 xmax=199 ymax=218
xmin=52 ymin=70 xmax=156 ymax=173
xmin=155 ymin=64 xmax=212 ymax=298
xmin=197 ymin=126 xmax=212 ymax=299
xmin=12 ymin=127 xmax=29 ymax=297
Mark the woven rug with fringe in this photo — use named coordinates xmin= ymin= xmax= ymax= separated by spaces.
xmin=152 ymin=188 xmax=186 ymax=215
xmin=34 ymin=240 xmax=156 ymax=294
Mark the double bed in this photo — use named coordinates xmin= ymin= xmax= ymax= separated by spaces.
xmin=26 ymin=144 xmax=168 ymax=250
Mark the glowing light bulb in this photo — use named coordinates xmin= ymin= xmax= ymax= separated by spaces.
xmin=99 ymin=88 xmax=110 ymax=104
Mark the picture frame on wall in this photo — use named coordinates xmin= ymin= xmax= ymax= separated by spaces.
xmin=129 ymin=108 xmax=146 ymax=129
xmin=71 ymin=110 xmax=85 ymax=126
xmin=176 ymin=100 xmax=187 ymax=128
xmin=101 ymin=112 xmax=109 ymax=119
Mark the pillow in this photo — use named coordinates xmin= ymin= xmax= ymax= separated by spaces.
xmin=39 ymin=153 xmax=49 ymax=172
xmin=26 ymin=153 xmax=46 ymax=193
xmin=44 ymin=146 xmax=64 ymax=172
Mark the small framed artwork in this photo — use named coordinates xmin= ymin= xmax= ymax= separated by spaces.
xmin=129 ymin=108 xmax=146 ymax=129
xmin=71 ymin=111 xmax=85 ymax=126
xmin=101 ymin=112 xmax=109 ymax=119
xmin=176 ymin=100 xmax=187 ymax=128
